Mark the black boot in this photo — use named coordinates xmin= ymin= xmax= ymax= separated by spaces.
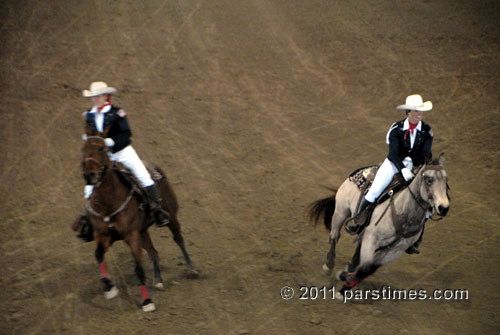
xmin=406 ymin=220 xmax=426 ymax=254
xmin=145 ymin=185 xmax=170 ymax=227
xmin=346 ymin=198 xmax=374 ymax=234
xmin=355 ymin=197 xmax=373 ymax=217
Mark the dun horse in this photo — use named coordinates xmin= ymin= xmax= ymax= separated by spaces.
xmin=78 ymin=130 xmax=198 ymax=312
xmin=309 ymin=154 xmax=450 ymax=298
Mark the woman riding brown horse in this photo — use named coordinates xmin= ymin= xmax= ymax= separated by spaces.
xmin=78 ymin=130 xmax=198 ymax=312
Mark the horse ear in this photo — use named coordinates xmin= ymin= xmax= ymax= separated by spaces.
xmin=438 ymin=152 xmax=445 ymax=166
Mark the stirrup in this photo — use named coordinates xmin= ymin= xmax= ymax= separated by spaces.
xmin=344 ymin=217 xmax=361 ymax=235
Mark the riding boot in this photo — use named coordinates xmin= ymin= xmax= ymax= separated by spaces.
xmin=346 ymin=198 xmax=374 ymax=234
xmin=144 ymin=185 xmax=170 ymax=227
xmin=356 ymin=197 xmax=373 ymax=217
xmin=406 ymin=220 xmax=426 ymax=254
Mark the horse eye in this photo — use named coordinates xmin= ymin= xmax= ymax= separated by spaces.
xmin=425 ymin=177 xmax=433 ymax=185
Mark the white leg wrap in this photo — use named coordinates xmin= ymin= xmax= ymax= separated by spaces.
xmin=84 ymin=185 xmax=94 ymax=199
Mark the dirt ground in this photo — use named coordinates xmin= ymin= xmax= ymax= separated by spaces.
xmin=0 ymin=0 xmax=499 ymax=334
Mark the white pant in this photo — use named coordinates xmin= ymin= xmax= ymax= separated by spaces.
xmin=364 ymin=157 xmax=413 ymax=203
xmin=84 ymin=145 xmax=154 ymax=199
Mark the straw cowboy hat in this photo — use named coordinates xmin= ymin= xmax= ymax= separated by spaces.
xmin=82 ymin=81 xmax=117 ymax=97
xmin=397 ymin=94 xmax=432 ymax=111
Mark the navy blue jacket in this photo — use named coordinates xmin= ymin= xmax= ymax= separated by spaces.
xmin=386 ymin=119 xmax=433 ymax=171
xmin=85 ymin=105 xmax=132 ymax=153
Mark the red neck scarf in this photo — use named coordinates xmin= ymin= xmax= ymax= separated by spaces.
xmin=404 ymin=121 xmax=419 ymax=140
xmin=97 ymin=102 xmax=112 ymax=112
xmin=409 ymin=121 xmax=418 ymax=135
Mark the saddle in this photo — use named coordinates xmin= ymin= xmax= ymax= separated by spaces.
xmin=112 ymin=161 xmax=165 ymax=214
xmin=347 ymin=165 xmax=409 ymax=234
xmin=349 ymin=165 xmax=407 ymax=207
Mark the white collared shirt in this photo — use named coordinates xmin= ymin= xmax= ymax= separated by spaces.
xmin=88 ymin=105 xmax=112 ymax=133
xmin=402 ymin=118 xmax=421 ymax=148
xmin=385 ymin=118 xmax=422 ymax=148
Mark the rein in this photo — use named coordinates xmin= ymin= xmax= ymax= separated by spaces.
xmin=373 ymin=165 xmax=444 ymax=239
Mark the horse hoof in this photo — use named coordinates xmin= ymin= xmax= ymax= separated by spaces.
xmin=322 ymin=264 xmax=333 ymax=276
xmin=335 ymin=291 xmax=344 ymax=300
xmin=186 ymin=267 xmax=200 ymax=279
xmin=104 ymin=286 xmax=119 ymax=300
xmin=154 ymin=282 xmax=164 ymax=290
xmin=336 ymin=270 xmax=347 ymax=281
xmin=142 ymin=299 xmax=156 ymax=312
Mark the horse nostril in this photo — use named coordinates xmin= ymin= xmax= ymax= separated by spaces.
xmin=438 ymin=205 xmax=449 ymax=216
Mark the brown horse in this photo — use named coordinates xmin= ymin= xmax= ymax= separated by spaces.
xmin=80 ymin=131 xmax=198 ymax=312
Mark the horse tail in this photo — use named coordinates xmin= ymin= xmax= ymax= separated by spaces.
xmin=308 ymin=188 xmax=337 ymax=230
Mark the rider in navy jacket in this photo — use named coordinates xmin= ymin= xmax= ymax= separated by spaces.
xmin=85 ymin=105 xmax=132 ymax=153
xmin=387 ymin=119 xmax=433 ymax=172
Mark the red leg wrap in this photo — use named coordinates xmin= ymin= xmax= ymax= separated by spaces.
xmin=99 ymin=262 xmax=108 ymax=278
xmin=141 ymin=285 xmax=149 ymax=301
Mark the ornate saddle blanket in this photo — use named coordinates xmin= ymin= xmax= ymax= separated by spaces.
xmin=349 ymin=165 xmax=406 ymax=205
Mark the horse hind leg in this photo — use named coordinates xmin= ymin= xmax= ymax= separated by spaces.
xmin=128 ymin=231 xmax=155 ymax=312
xmin=95 ymin=242 xmax=119 ymax=299
xmin=168 ymin=216 xmax=199 ymax=279
xmin=323 ymin=240 xmax=336 ymax=276
xmin=142 ymin=231 xmax=164 ymax=290
xmin=334 ymin=233 xmax=383 ymax=300
xmin=323 ymin=208 xmax=350 ymax=276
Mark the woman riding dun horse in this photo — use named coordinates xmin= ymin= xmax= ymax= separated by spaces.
xmin=351 ymin=94 xmax=434 ymax=254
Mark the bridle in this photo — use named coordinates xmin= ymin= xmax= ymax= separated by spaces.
xmin=83 ymin=136 xmax=109 ymax=187
xmin=407 ymin=164 xmax=448 ymax=221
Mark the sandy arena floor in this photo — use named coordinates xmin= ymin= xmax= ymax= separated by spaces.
xmin=0 ymin=1 xmax=499 ymax=334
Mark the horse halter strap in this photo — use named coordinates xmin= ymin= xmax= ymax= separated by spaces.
xmin=83 ymin=136 xmax=109 ymax=186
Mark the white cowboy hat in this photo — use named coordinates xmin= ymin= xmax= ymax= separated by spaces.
xmin=82 ymin=81 xmax=117 ymax=97
xmin=397 ymin=94 xmax=432 ymax=111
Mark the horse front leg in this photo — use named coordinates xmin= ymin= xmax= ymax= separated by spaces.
xmin=141 ymin=231 xmax=164 ymax=290
xmin=95 ymin=241 xmax=119 ymax=299
xmin=128 ymin=231 xmax=155 ymax=312
xmin=336 ymin=235 xmax=380 ymax=299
